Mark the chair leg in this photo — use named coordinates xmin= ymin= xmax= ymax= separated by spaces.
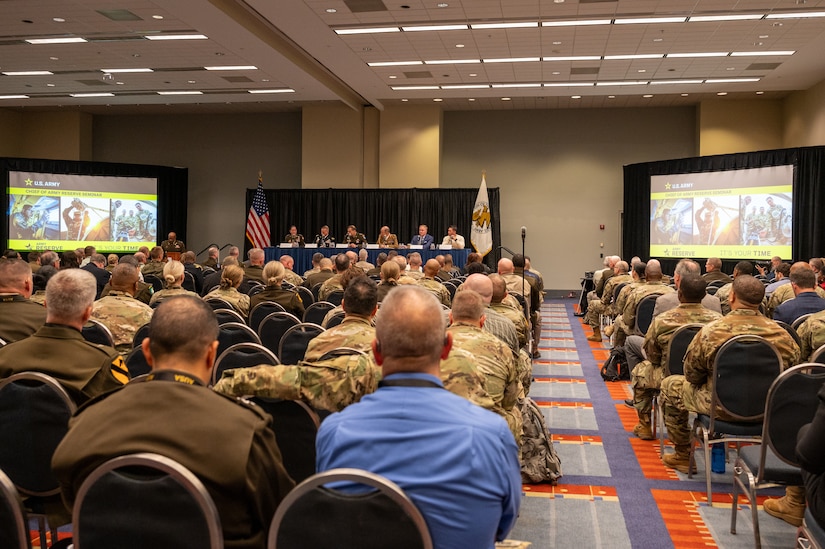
xmin=750 ymin=481 xmax=762 ymax=549
xmin=705 ymin=440 xmax=714 ymax=506
xmin=37 ymin=515 xmax=47 ymax=548
xmin=731 ymin=462 xmax=740 ymax=534
xmin=657 ymin=393 xmax=666 ymax=456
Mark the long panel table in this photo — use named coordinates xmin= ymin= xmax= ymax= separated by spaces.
xmin=265 ymin=246 xmax=470 ymax=275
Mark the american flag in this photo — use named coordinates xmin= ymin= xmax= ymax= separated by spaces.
xmin=246 ymin=175 xmax=271 ymax=248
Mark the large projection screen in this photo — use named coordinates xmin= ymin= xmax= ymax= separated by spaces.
xmin=8 ymin=171 xmax=158 ymax=253
xmin=650 ymin=165 xmax=793 ymax=260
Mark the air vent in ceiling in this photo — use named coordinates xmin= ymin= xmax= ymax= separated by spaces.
xmin=570 ymin=67 xmax=600 ymax=75
xmin=76 ymin=79 xmax=110 ymax=86
xmin=222 ymin=76 xmax=254 ymax=83
xmin=343 ymin=0 xmax=388 ymax=13
xmin=404 ymin=71 xmax=434 ymax=78
xmin=747 ymin=63 xmax=781 ymax=71
xmin=96 ymin=9 xmax=143 ymax=21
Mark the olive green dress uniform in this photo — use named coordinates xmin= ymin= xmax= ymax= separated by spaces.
xmin=91 ymin=291 xmax=154 ymax=354
xmin=243 ymin=264 xmax=264 ymax=282
xmin=0 ymin=323 xmax=128 ymax=405
xmin=148 ymin=286 xmax=195 ymax=307
xmin=660 ymin=309 xmax=800 ymax=448
xmin=376 ymin=233 xmax=399 ymax=248
xmin=250 ymin=286 xmax=304 ymax=319
xmin=343 ymin=232 xmax=367 ymax=247
xmin=0 ymin=293 xmax=47 ymax=342
xmin=630 ymin=303 xmax=722 ymax=418
xmin=797 ymin=309 xmax=825 ymax=361
xmin=283 ymin=233 xmax=305 ymax=246
xmin=160 ymin=239 xmax=186 ymax=254
xmin=417 ymin=276 xmax=452 ymax=308
xmin=303 ymin=269 xmax=334 ymax=290
xmin=52 ymin=373 xmax=295 ymax=549
xmin=448 ymin=322 xmax=522 ymax=443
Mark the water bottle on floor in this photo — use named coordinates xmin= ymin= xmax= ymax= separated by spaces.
xmin=711 ymin=444 xmax=726 ymax=474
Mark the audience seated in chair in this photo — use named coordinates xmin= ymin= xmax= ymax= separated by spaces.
xmin=91 ymin=262 xmax=154 ymax=354
xmin=251 ymin=261 xmax=305 ymax=319
xmin=0 ymin=259 xmax=46 ymax=343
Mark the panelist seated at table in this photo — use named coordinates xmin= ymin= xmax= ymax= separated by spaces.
xmin=411 ymin=224 xmax=434 ymax=249
xmin=441 ymin=225 xmax=465 ymax=249
xmin=314 ymin=225 xmax=335 ymax=247
xmin=283 ymin=225 xmax=305 ymax=247
xmin=376 ymin=226 xmax=399 ymax=248
xmin=343 ymin=225 xmax=368 ymax=248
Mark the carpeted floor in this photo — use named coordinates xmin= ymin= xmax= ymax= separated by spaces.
xmin=507 ymin=298 xmax=797 ymax=549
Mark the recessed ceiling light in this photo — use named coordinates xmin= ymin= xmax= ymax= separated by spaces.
xmin=26 ymin=37 xmax=87 ymax=44
xmin=688 ymin=14 xmax=764 ymax=22
xmin=262 ymin=79 xmax=270 ymax=82
xmin=571 ymin=95 xmax=581 ymax=99
xmin=608 ymin=95 xmax=615 ymax=99
xmin=0 ymin=95 xmax=29 ymax=99
xmin=615 ymin=17 xmax=687 ymax=24
xmin=643 ymin=94 xmax=654 ymax=98
xmin=101 ymin=68 xmax=153 ymax=73
xmin=501 ymin=97 xmax=512 ymax=101
xmin=433 ymin=98 xmax=443 ymax=102
xmin=424 ymin=59 xmax=480 ymax=65
xmin=552 ymin=41 xmax=562 ymax=45
xmin=49 ymin=56 xmax=58 ymax=61
xmin=402 ymin=24 xmax=468 ymax=32
xmin=437 ymin=2 xmax=449 ymax=7
xmin=543 ymin=56 xmax=601 ymax=61
xmin=551 ymin=71 xmax=560 ymax=75
xmin=653 ymin=38 xmax=663 ymax=42
xmin=753 ymin=42 xmax=764 ymax=46
xmin=767 ymin=11 xmax=825 ymax=19
xmin=116 ymin=81 xmax=124 ymax=85
xmin=492 ymin=83 xmax=541 ymax=88
xmin=70 ymin=93 xmax=115 ymax=97
xmin=441 ymin=84 xmax=489 ymax=89
xmin=401 ymin=98 xmax=408 ymax=101
xmin=188 ymin=80 xmax=196 ymax=84
xmin=368 ymin=61 xmax=423 ymax=67
xmin=52 ymin=18 xmax=65 ymax=23
xmin=389 ymin=75 xmax=397 ymax=79
xmin=637 ymin=69 xmax=646 ymax=73
xmin=555 ymin=0 xmax=565 ymax=3
xmin=705 ymin=78 xmax=760 ymax=83
xmin=681 ymin=93 xmax=689 ymax=96
xmin=730 ymin=50 xmax=795 ymax=56
xmin=756 ymin=91 xmax=764 ymax=95
xmin=335 ymin=27 xmax=400 ymax=35
xmin=666 ymin=52 xmax=728 ymax=58
xmin=391 ymin=85 xmax=439 ymax=90
xmin=46 ymin=83 xmax=55 ymax=87
xmin=542 ymin=19 xmax=611 ymax=27
xmin=469 ymin=73 xmax=477 ymax=77
xmin=157 ymin=91 xmax=203 ymax=95
xmin=468 ymin=98 xmax=475 ymax=102
xmin=483 ymin=57 xmax=540 ymax=63
xmin=326 ymin=8 xmax=337 ymax=13
xmin=456 ymin=44 xmax=464 ymax=48
xmin=248 ymin=89 xmax=295 ymax=94
xmin=759 ymin=35 xmax=769 ymax=39
xmin=604 ymin=54 xmax=663 ymax=60
xmin=204 ymin=65 xmax=257 ymax=71
xmin=471 ymin=22 xmax=538 ymax=29
xmin=717 ymin=92 xmax=728 ymax=96
xmin=152 ymin=15 xmax=164 ymax=19
xmin=2 ymin=70 xmax=53 ymax=76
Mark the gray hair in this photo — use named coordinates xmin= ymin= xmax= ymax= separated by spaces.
xmin=46 ymin=269 xmax=96 ymax=321
xmin=375 ymin=286 xmax=445 ymax=362
xmin=675 ymin=259 xmax=700 ymax=277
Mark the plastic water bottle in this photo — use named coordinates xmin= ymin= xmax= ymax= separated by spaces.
xmin=711 ymin=444 xmax=726 ymax=474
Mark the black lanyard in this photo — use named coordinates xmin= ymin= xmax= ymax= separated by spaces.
xmin=379 ymin=378 xmax=444 ymax=389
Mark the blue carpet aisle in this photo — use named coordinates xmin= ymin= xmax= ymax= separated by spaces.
xmin=508 ymin=298 xmax=798 ymax=549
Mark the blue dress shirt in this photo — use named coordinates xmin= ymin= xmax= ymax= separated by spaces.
xmin=316 ymin=372 xmax=522 ymax=549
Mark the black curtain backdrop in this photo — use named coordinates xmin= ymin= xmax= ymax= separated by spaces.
xmin=1 ymin=157 xmax=188 ymax=252
xmin=245 ymin=187 xmax=502 ymax=267
xmin=623 ymin=146 xmax=825 ymax=275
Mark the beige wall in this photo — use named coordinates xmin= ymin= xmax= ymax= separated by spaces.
xmin=783 ymin=77 xmax=825 ymax=147
xmin=0 ymin=110 xmax=92 ymax=160
xmin=379 ymin=105 xmax=442 ymax=188
xmin=93 ymin=112 xmax=301 ymax=254
xmin=302 ymin=103 xmax=365 ymax=188
xmin=698 ymin=99 xmax=783 ymax=156
xmin=442 ymin=107 xmax=697 ymax=289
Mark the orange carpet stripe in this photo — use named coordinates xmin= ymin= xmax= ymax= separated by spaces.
xmin=616 ymin=404 xmax=640 ymax=431
xmin=629 ymin=439 xmax=681 ymax=480
xmin=534 ymin=401 xmax=593 ymax=409
xmin=552 ymin=434 xmax=602 ymax=444
xmin=606 ymin=382 xmax=632 ymax=401
xmin=532 ymin=377 xmax=586 ymax=384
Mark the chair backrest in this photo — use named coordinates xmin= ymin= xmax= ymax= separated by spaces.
xmin=0 ymin=467 xmax=31 ymax=549
xmin=249 ymin=301 xmax=288 ymax=332
xmin=279 ymin=323 xmax=325 ymax=365
xmin=258 ymin=312 xmax=301 ymax=356
xmin=511 ymin=292 xmax=528 ymax=319
xmin=634 ymin=294 xmax=659 ymax=335
xmin=214 ymin=308 xmax=247 ymax=326
xmin=269 ymin=468 xmax=432 ymax=549
xmin=664 ymin=323 xmax=702 ymax=377
xmin=325 ymin=310 xmax=346 ymax=328
xmin=295 ymin=286 xmax=314 ymax=307
xmin=706 ymin=286 xmax=718 ymax=295
xmin=217 ymin=322 xmax=262 ymax=358
xmin=251 ymin=399 xmax=319 ymax=483
xmin=792 ymin=313 xmax=814 ymax=331
xmin=201 ymin=266 xmax=216 ymax=276
xmin=302 ymin=301 xmax=335 ymax=326
xmin=82 ymin=319 xmax=115 ymax=347
xmin=707 ymin=279 xmax=728 ymax=288
xmin=281 ymin=281 xmax=295 ymax=291
xmin=811 ymin=343 xmax=825 ymax=364
xmin=73 ymin=453 xmax=223 ymax=549
xmin=612 ymin=282 xmax=628 ymax=304
xmin=310 ymin=283 xmax=323 ymax=301
xmin=0 ymin=372 xmax=77 ymax=496
xmin=143 ymin=274 xmax=164 ymax=293
xmin=762 ymin=363 xmax=825 ymax=469
xmin=325 ymin=289 xmax=345 ymax=306
xmin=248 ymin=284 xmax=266 ymax=297
xmin=132 ymin=322 xmax=151 ymax=349
xmin=442 ymin=281 xmax=458 ymax=300
xmin=182 ymin=271 xmax=197 ymax=292
xmin=775 ymin=320 xmax=802 ymax=348
xmin=204 ymin=297 xmax=234 ymax=311
xmin=212 ymin=343 xmax=280 ymax=386
xmin=711 ymin=335 xmax=783 ymax=423
xmin=125 ymin=346 xmax=152 ymax=378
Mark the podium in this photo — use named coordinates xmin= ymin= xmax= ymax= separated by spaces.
xmin=165 ymin=252 xmax=181 ymax=262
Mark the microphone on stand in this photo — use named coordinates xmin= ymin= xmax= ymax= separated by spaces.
xmin=521 ymin=226 xmax=526 ymax=241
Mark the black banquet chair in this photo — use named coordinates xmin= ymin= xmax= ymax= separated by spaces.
xmin=303 ymin=301 xmax=335 ymax=326
xmin=125 ymin=346 xmax=152 ymax=378
xmin=251 ymin=399 xmax=319 ymax=484
xmin=132 ymin=322 xmax=151 ymax=349
xmin=249 ymin=301 xmax=287 ymax=333
xmin=268 ymin=468 xmax=432 ymax=549
xmin=214 ymin=308 xmax=247 ymax=326
xmin=82 ymin=319 xmax=115 ymax=347
xmin=655 ymin=323 xmax=703 ymax=453
xmin=217 ymin=322 xmax=261 ymax=359
xmin=72 ymin=453 xmax=224 ymax=549
xmin=0 ymin=467 xmax=31 ymax=549
xmin=295 ymin=286 xmax=314 ymax=307
xmin=325 ymin=289 xmax=345 ymax=307
xmin=730 ymin=363 xmax=825 ymax=549
xmin=278 ymin=323 xmax=325 ymax=365
xmin=258 ymin=312 xmax=301 ymax=358
xmin=211 ymin=342 xmax=280 ymax=386
xmin=0 ymin=372 xmax=77 ymax=548
xmin=325 ymin=310 xmax=346 ymax=329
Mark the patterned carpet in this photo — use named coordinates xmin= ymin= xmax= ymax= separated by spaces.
xmin=507 ymin=298 xmax=797 ymax=549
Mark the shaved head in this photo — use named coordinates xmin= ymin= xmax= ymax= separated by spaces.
xmin=462 ymin=273 xmax=493 ymax=304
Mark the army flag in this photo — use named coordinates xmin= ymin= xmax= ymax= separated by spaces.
xmin=471 ymin=173 xmax=493 ymax=257
xmin=246 ymin=173 xmax=271 ymax=249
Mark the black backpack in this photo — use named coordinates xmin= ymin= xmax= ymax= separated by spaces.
xmin=600 ymin=347 xmax=630 ymax=381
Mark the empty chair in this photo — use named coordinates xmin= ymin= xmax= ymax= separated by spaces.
xmin=251 ymin=399 xmax=319 ymax=484
xmin=132 ymin=322 xmax=151 ymax=349
xmin=303 ymin=301 xmax=335 ymax=326
xmin=249 ymin=301 xmax=288 ymax=333
xmin=0 ymin=372 xmax=77 ymax=548
xmin=689 ymin=335 xmax=784 ymax=505
xmin=143 ymin=274 xmax=164 ymax=293
xmin=0 ymin=467 xmax=31 ymax=549
xmin=325 ymin=310 xmax=346 ymax=329
xmin=211 ymin=343 xmax=280 ymax=386
xmin=295 ymin=286 xmax=314 ymax=307
xmin=125 ymin=346 xmax=152 ymax=378
xmin=258 ymin=312 xmax=301 ymax=357
xmin=279 ymin=323 xmax=324 ymax=365
xmin=82 ymin=319 xmax=115 ymax=347
xmin=217 ymin=322 xmax=261 ymax=359
xmin=325 ymin=289 xmax=345 ymax=307
xmin=730 ymin=363 xmax=825 ymax=549
xmin=73 ymin=453 xmax=223 ymax=549
xmin=268 ymin=468 xmax=432 ymax=549
xmin=214 ymin=308 xmax=247 ymax=326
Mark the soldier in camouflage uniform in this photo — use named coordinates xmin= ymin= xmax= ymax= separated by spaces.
xmin=628 ymin=274 xmax=722 ymax=439
xmin=140 ymin=246 xmax=166 ymax=279
xmin=461 ymin=274 xmax=521 ymax=358
xmin=715 ymin=260 xmax=754 ymax=315
xmin=318 ymin=254 xmax=350 ymax=301
xmin=203 ymin=264 xmax=250 ymax=318
xmin=660 ymin=275 xmax=800 ymax=472
xmin=603 ymin=262 xmax=647 ymax=346
xmin=766 ymin=262 xmax=825 ymax=318
xmin=489 ymin=274 xmax=529 ymax=350
xmin=620 ymin=260 xmax=674 ymax=337
xmin=585 ymin=261 xmax=631 ymax=341
xmin=306 ymin=277 xmax=377 ymax=362
xmin=449 ymin=289 xmax=522 ymax=443
xmin=278 ymin=255 xmax=305 ymax=287
xmin=796 ymin=308 xmax=825 ymax=361
xmin=417 ymin=259 xmax=451 ymax=308
xmin=91 ymin=262 xmax=153 ymax=354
